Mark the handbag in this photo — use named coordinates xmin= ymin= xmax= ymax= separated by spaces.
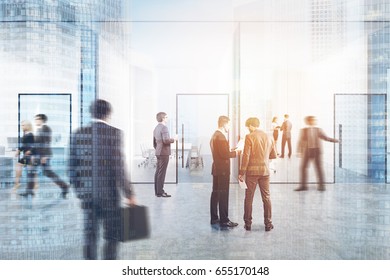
xmin=120 ymin=205 xmax=150 ymax=242
xmin=269 ymin=142 xmax=277 ymax=159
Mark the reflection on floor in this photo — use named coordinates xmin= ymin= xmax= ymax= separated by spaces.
xmin=1 ymin=178 xmax=390 ymax=260
xmin=132 ymin=154 xmax=213 ymax=183
xmin=132 ymin=155 xmax=336 ymax=184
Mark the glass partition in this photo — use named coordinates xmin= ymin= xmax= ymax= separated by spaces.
xmin=129 ymin=22 xmax=235 ymax=183
xmin=1 ymin=0 xmax=390 ymax=261
xmin=176 ymin=94 xmax=229 ymax=183
xmin=18 ymin=94 xmax=72 ymax=179
xmin=239 ymin=21 xmax=369 ymax=184
xmin=335 ymin=94 xmax=387 ymax=183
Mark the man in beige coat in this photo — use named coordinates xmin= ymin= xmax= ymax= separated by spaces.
xmin=238 ymin=117 xmax=275 ymax=232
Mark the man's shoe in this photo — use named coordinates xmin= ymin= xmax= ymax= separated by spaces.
xmin=317 ymin=186 xmax=326 ymax=191
xmin=244 ymin=224 xmax=251 ymax=231
xmin=220 ymin=221 xmax=238 ymax=227
xmin=265 ymin=224 xmax=274 ymax=232
xmin=19 ymin=192 xmax=34 ymax=197
xmin=294 ymin=187 xmax=308 ymax=191
xmin=210 ymin=219 xmax=220 ymax=225
xmin=157 ymin=193 xmax=171 ymax=198
xmin=61 ymin=187 xmax=69 ymax=199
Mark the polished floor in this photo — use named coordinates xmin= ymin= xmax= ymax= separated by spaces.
xmin=1 ymin=172 xmax=390 ymax=260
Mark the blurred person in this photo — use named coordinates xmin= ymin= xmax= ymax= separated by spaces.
xmin=13 ymin=120 xmax=34 ymax=191
xmin=153 ymin=112 xmax=177 ymax=198
xmin=68 ymin=99 xmax=136 ymax=260
xmin=295 ymin=116 xmax=339 ymax=191
xmin=271 ymin=116 xmax=280 ymax=155
xmin=20 ymin=114 xmax=69 ymax=198
xmin=238 ymin=117 xmax=275 ymax=232
xmin=209 ymin=116 xmax=239 ymax=228
xmin=280 ymin=114 xmax=292 ymax=158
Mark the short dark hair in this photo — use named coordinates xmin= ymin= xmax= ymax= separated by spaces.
xmin=218 ymin=116 xmax=230 ymax=127
xmin=35 ymin=114 xmax=48 ymax=122
xmin=245 ymin=117 xmax=260 ymax=128
xmin=90 ymin=99 xmax=112 ymax=119
xmin=156 ymin=112 xmax=167 ymax=122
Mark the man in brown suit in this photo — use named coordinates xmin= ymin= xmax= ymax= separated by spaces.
xmin=210 ymin=116 xmax=238 ymax=227
xmin=280 ymin=114 xmax=292 ymax=158
xmin=238 ymin=117 xmax=275 ymax=232
xmin=295 ymin=116 xmax=338 ymax=191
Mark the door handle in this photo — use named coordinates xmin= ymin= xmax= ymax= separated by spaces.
xmin=182 ymin=123 xmax=184 ymax=168
xmin=338 ymin=124 xmax=342 ymax=168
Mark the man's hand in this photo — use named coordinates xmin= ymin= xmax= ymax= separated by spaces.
xmin=41 ymin=157 xmax=47 ymax=164
xmin=124 ymin=196 xmax=137 ymax=207
xmin=238 ymin=174 xmax=245 ymax=182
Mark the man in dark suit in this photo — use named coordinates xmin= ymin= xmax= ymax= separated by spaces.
xmin=153 ymin=112 xmax=176 ymax=198
xmin=68 ymin=99 xmax=135 ymax=260
xmin=20 ymin=114 xmax=69 ymax=198
xmin=238 ymin=117 xmax=275 ymax=232
xmin=280 ymin=114 xmax=292 ymax=158
xmin=210 ymin=116 xmax=238 ymax=227
xmin=295 ymin=116 xmax=338 ymax=191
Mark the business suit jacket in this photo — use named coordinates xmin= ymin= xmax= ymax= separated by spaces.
xmin=297 ymin=127 xmax=337 ymax=154
xmin=210 ymin=130 xmax=236 ymax=176
xmin=18 ymin=132 xmax=34 ymax=165
xmin=153 ymin=123 xmax=174 ymax=156
xmin=68 ymin=121 xmax=133 ymax=209
xmin=239 ymin=129 xmax=274 ymax=177
xmin=34 ymin=124 xmax=52 ymax=157
xmin=280 ymin=120 xmax=292 ymax=138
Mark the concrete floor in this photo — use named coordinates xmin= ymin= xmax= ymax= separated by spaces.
xmin=1 ymin=177 xmax=390 ymax=260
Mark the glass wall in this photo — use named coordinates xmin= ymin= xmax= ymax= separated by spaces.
xmin=239 ymin=20 xmax=369 ymax=183
xmin=19 ymin=94 xmax=72 ymax=178
xmin=129 ymin=22 xmax=235 ymax=183
xmin=1 ymin=1 xmax=388 ymax=187
xmin=177 ymin=94 xmax=229 ymax=183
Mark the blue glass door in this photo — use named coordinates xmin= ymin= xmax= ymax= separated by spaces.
xmin=334 ymin=94 xmax=387 ymax=183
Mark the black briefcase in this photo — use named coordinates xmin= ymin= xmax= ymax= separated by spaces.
xmin=120 ymin=205 xmax=150 ymax=242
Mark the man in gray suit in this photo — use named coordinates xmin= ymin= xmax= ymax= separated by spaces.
xmin=153 ymin=112 xmax=177 ymax=197
xmin=68 ymin=99 xmax=136 ymax=259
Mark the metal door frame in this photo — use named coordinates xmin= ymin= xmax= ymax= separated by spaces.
xmin=18 ymin=93 xmax=72 ymax=140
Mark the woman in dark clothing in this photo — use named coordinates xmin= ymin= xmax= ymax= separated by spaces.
xmin=13 ymin=120 xmax=34 ymax=191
